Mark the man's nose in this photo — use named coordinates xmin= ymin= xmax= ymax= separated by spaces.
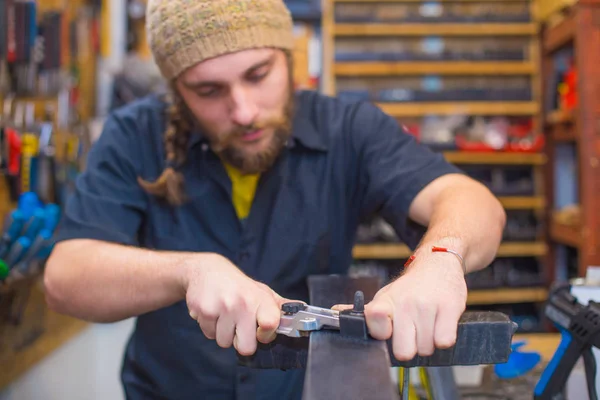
xmin=230 ymin=87 xmax=258 ymax=127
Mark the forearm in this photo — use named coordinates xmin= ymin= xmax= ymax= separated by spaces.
xmin=44 ymin=239 xmax=203 ymax=323
xmin=415 ymin=179 xmax=506 ymax=274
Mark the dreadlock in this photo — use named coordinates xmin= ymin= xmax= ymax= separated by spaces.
xmin=137 ymin=87 xmax=193 ymax=206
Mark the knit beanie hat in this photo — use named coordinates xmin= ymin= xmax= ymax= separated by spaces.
xmin=146 ymin=0 xmax=296 ymax=81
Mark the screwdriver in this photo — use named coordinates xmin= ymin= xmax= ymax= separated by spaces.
xmin=0 ymin=209 xmax=26 ymax=259
xmin=5 ymin=236 xmax=32 ymax=267
xmin=0 ymin=259 xmax=8 ymax=280
xmin=12 ymin=229 xmax=52 ymax=275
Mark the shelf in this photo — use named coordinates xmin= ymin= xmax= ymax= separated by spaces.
xmin=551 ymin=124 xmax=578 ymax=142
xmin=546 ymin=109 xmax=576 ymax=124
xmin=353 ymin=244 xmax=413 ymax=259
xmin=550 ymin=220 xmax=581 ymax=248
xmin=467 ymin=287 xmax=548 ymax=305
xmin=352 ymin=242 xmax=547 ymax=259
xmin=334 ymin=62 xmax=537 ymax=76
xmin=442 ymin=151 xmax=546 ymax=165
xmin=546 ymin=109 xmax=577 ymax=142
xmin=334 ymin=23 xmax=538 ymax=37
xmin=334 ymin=0 xmax=523 ymax=2
xmin=377 ymin=102 xmax=539 ymax=117
xmin=499 ymin=196 xmax=546 ymax=210
xmin=543 ymin=12 xmax=575 ymax=54
xmin=499 ymin=242 xmax=548 ymax=256
xmin=539 ymin=0 xmax=578 ymax=24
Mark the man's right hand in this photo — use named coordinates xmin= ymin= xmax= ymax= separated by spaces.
xmin=182 ymin=253 xmax=294 ymax=356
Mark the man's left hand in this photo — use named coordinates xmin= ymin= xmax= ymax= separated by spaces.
xmin=335 ymin=252 xmax=467 ymax=361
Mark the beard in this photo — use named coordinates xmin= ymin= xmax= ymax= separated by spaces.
xmin=213 ymin=95 xmax=294 ymax=174
xmin=176 ymin=87 xmax=295 ymax=175
xmin=218 ymin=127 xmax=291 ymax=174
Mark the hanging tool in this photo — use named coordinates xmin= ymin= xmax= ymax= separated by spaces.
xmin=35 ymin=104 xmax=57 ymax=204
xmin=534 ymin=282 xmax=600 ymax=400
xmin=1 ymin=96 xmax=21 ymax=201
xmin=20 ymin=102 xmax=40 ymax=195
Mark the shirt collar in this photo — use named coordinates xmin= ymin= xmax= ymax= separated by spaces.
xmin=288 ymin=111 xmax=328 ymax=152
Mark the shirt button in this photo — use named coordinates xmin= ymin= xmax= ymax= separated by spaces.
xmin=239 ymin=373 xmax=250 ymax=383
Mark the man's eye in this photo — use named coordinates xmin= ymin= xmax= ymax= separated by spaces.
xmin=197 ymin=88 xmax=220 ymax=97
xmin=248 ymin=71 xmax=268 ymax=82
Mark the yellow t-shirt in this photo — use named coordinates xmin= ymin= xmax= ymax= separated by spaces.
xmin=223 ymin=162 xmax=260 ymax=220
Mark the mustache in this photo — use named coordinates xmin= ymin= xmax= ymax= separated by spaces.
xmin=211 ymin=115 xmax=291 ymax=153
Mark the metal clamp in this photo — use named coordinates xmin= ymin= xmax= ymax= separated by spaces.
xmin=277 ymin=291 xmax=368 ymax=339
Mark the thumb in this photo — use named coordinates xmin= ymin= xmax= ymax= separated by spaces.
xmin=274 ymin=294 xmax=307 ymax=310
xmin=256 ymin=298 xmax=281 ymax=344
xmin=364 ymin=297 xmax=394 ymax=341
xmin=255 ymin=295 xmax=305 ymax=344
xmin=331 ymin=304 xmax=354 ymax=312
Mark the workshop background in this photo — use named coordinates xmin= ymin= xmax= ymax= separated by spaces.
xmin=0 ymin=0 xmax=598 ymax=398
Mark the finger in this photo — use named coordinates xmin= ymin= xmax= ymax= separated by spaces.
xmin=198 ymin=317 xmax=218 ymax=340
xmin=234 ymin=310 xmax=258 ymax=356
xmin=193 ymin=303 xmax=219 ymax=340
xmin=256 ymin=301 xmax=281 ymax=344
xmin=364 ymin=298 xmax=394 ymax=341
xmin=392 ymin=315 xmax=417 ymax=361
xmin=414 ymin=303 xmax=436 ymax=357
xmin=433 ymin=303 xmax=463 ymax=349
xmin=215 ymin=314 xmax=236 ymax=348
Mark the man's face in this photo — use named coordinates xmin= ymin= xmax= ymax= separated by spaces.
xmin=175 ymin=48 xmax=294 ymax=174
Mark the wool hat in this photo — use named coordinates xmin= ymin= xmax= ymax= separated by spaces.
xmin=145 ymin=0 xmax=296 ymax=81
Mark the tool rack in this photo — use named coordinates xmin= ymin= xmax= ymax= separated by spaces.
xmin=540 ymin=0 xmax=600 ymax=282
xmin=0 ymin=0 xmax=99 ymax=390
xmin=320 ymin=0 xmax=550 ymax=324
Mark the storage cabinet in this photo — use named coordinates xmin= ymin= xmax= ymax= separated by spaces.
xmin=321 ymin=0 xmax=549 ymax=325
xmin=541 ymin=0 xmax=600 ymax=280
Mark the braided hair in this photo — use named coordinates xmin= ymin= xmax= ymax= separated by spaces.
xmin=137 ymin=87 xmax=193 ymax=206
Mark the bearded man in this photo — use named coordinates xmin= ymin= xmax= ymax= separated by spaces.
xmin=43 ymin=0 xmax=506 ymax=399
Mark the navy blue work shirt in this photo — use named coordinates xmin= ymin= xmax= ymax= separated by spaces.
xmin=54 ymin=90 xmax=462 ymax=400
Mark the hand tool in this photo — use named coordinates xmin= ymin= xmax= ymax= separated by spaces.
xmin=11 ymin=228 xmax=52 ymax=275
xmin=0 ymin=210 xmax=26 ymax=259
xmin=20 ymin=103 xmax=40 ymax=195
xmin=534 ymin=282 xmax=600 ymax=400
xmin=35 ymin=117 xmax=57 ymax=204
xmin=42 ymin=203 xmax=60 ymax=232
xmin=4 ymin=236 xmax=31 ymax=267
xmin=0 ymin=259 xmax=9 ymax=280
xmin=21 ymin=207 xmax=45 ymax=241
xmin=277 ymin=291 xmax=368 ymax=339
xmin=18 ymin=192 xmax=43 ymax=219
xmin=2 ymin=96 xmax=21 ymax=202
